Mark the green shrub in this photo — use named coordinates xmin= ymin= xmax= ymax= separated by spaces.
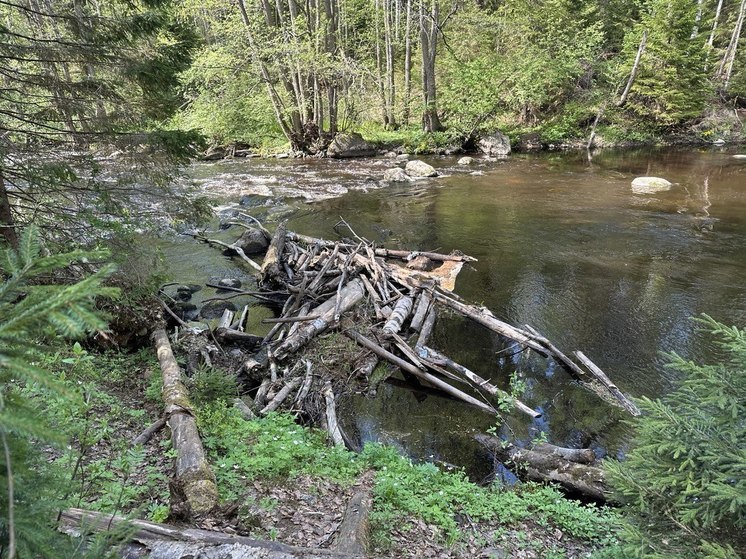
xmin=606 ymin=315 xmax=745 ymax=559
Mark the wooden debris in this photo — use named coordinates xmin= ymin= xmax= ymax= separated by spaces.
xmin=323 ymin=381 xmax=345 ymax=446
xmin=59 ymin=508 xmax=363 ymax=559
xmin=476 ymin=434 xmax=610 ymax=501
xmin=152 ymin=328 xmax=218 ymax=516
xmin=574 ymin=350 xmax=641 ymax=416
xmin=333 ymin=490 xmax=372 ymax=556
xmin=131 ymin=416 xmax=167 ymax=446
xmin=261 ymin=221 xmax=287 ymax=286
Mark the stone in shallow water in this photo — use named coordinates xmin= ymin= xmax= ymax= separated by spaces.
xmin=405 ymin=160 xmax=438 ymax=178
xmin=383 ymin=167 xmax=410 ymax=182
xmin=631 ymin=176 xmax=672 ymax=194
xmin=732 ymin=154 xmax=746 ymax=159
xmin=200 ymin=300 xmax=238 ymax=319
xmin=457 ymin=156 xmax=474 ymax=166
xmin=217 ymin=278 xmax=242 ymax=290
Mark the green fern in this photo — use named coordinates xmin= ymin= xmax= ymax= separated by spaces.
xmin=0 ymin=226 xmax=119 ymax=558
xmin=605 ymin=315 xmax=745 ymax=559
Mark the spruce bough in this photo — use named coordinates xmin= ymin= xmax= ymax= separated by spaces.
xmin=606 ymin=315 xmax=745 ymax=559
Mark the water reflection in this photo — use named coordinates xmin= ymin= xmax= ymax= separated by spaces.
xmin=172 ymin=148 xmax=746 ymax=478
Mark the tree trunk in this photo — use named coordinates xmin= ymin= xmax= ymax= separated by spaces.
xmin=403 ymin=0 xmax=412 ymax=125
xmin=707 ymin=0 xmax=724 ymax=48
xmin=617 ymin=29 xmax=647 ymax=107
xmin=420 ymin=0 xmax=444 ymax=132
xmin=717 ymin=0 xmax=746 ymax=89
xmin=0 ymin=171 xmax=18 ymax=249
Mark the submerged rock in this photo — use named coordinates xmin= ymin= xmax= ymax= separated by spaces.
xmin=631 ymin=176 xmax=673 ymax=194
xmin=405 ymin=160 xmax=438 ymax=178
xmin=200 ymin=300 xmax=238 ymax=319
xmin=217 ymin=278 xmax=242 ymax=290
xmin=327 ymin=132 xmax=376 ymax=158
xmin=478 ymin=131 xmax=511 ymax=156
xmin=383 ymin=167 xmax=411 ymax=182
xmin=457 ymin=156 xmax=474 ymax=166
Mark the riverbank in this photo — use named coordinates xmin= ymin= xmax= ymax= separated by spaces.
xmin=39 ymin=341 xmax=620 ymax=558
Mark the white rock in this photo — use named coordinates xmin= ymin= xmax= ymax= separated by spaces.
xmin=396 ymin=153 xmax=410 ymax=161
xmin=457 ymin=156 xmax=474 ymax=166
xmin=631 ymin=176 xmax=673 ymax=194
xmin=732 ymin=154 xmax=746 ymax=159
xmin=383 ymin=167 xmax=410 ymax=182
xmin=405 ymin=160 xmax=438 ymax=178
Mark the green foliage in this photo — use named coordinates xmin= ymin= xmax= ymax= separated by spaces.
xmin=0 ymin=227 xmax=119 ymax=557
xmin=186 ymin=367 xmax=239 ymax=406
xmin=606 ymin=316 xmax=746 ymax=558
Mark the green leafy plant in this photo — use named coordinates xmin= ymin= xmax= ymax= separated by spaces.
xmin=606 ymin=315 xmax=745 ymax=559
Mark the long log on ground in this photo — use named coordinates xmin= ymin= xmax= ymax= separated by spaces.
xmin=475 ymin=435 xmax=609 ymax=501
xmin=152 ymin=329 xmax=218 ymax=516
xmin=573 ymin=351 xmax=641 ymax=416
xmin=333 ymin=490 xmax=372 ymax=556
xmin=344 ymin=330 xmax=498 ymax=415
xmin=59 ymin=508 xmax=364 ymax=559
xmin=274 ymin=278 xmax=365 ymax=360
xmin=261 ymin=221 xmax=287 ymax=286
xmin=533 ymin=443 xmax=596 ymax=464
xmin=418 ymin=346 xmax=539 ymax=418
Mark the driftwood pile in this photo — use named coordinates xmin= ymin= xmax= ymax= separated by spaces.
xmin=155 ymin=218 xmax=639 ymax=506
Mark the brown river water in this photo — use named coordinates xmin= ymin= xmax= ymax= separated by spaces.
xmin=164 ymin=147 xmax=746 ymax=480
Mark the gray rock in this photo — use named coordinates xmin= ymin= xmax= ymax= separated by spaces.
xmin=173 ymin=302 xmax=198 ymax=321
xmin=217 ymin=278 xmax=242 ymax=290
xmin=276 ymin=153 xmax=289 ymax=159
xmin=383 ymin=167 xmax=411 ymax=182
xmin=631 ymin=176 xmax=673 ymax=194
xmin=396 ymin=153 xmax=410 ymax=161
xmin=385 ymin=151 xmax=398 ymax=158
xmin=519 ymin=132 xmax=542 ymax=151
xmin=405 ymin=160 xmax=438 ymax=178
xmin=234 ymin=227 xmax=269 ymax=255
xmin=457 ymin=156 xmax=474 ymax=166
xmin=200 ymin=300 xmax=238 ymax=319
xmin=327 ymin=132 xmax=376 ymax=158
xmin=478 ymin=131 xmax=511 ymax=156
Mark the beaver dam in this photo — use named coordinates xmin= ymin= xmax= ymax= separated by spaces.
xmin=150 ymin=215 xmax=643 ymax=518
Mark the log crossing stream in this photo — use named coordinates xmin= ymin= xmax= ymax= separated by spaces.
xmin=161 ymin=147 xmax=746 ymax=479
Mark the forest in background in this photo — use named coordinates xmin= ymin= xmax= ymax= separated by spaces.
xmin=173 ymin=0 xmax=746 ymax=151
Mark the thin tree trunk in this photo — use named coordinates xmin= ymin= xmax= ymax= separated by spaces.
xmin=403 ymin=0 xmax=412 ymax=125
xmin=617 ymin=29 xmax=647 ymax=107
xmin=718 ymin=0 xmax=746 ymax=89
xmin=0 ymin=170 xmax=18 ymax=249
xmin=707 ymin=0 xmax=724 ymax=48
xmin=420 ymin=0 xmax=444 ymax=132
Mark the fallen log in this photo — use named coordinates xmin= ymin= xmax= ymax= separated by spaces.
xmin=260 ymin=376 xmax=302 ymax=415
xmin=409 ymin=292 xmax=432 ymax=332
xmin=418 ymin=346 xmax=539 ymax=419
xmin=573 ymin=351 xmax=641 ymax=416
xmin=274 ymin=278 xmax=366 ymax=360
xmin=152 ymin=328 xmax=218 ymax=516
xmin=475 ymin=434 xmax=609 ymax=501
xmin=333 ymin=490 xmax=372 ymax=556
xmin=372 ymin=247 xmax=477 ymax=263
xmin=131 ymin=416 xmax=167 ymax=446
xmin=323 ymin=381 xmax=345 ymax=446
xmin=59 ymin=508 xmax=364 ymax=559
xmin=261 ymin=221 xmax=287 ymax=286
xmin=533 ymin=443 xmax=596 ymax=465
xmin=382 ymin=295 xmax=414 ymax=335
xmin=344 ymin=329 xmax=498 ymax=415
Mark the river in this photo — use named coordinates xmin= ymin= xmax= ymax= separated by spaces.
xmin=164 ymin=147 xmax=746 ymax=479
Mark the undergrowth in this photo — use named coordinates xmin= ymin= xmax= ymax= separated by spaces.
xmin=197 ymin=403 xmax=619 ymax=549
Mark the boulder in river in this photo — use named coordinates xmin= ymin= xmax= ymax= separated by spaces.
xmin=203 ymin=146 xmax=226 ymax=161
xmin=383 ymin=167 xmax=411 ymax=182
xmin=217 ymin=278 xmax=242 ymax=290
xmin=631 ymin=176 xmax=673 ymax=194
xmin=478 ymin=131 xmax=511 ymax=156
xmin=405 ymin=160 xmax=438 ymax=178
xmin=396 ymin=153 xmax=410 ymax=161
xmin=235 ymin=227 xmax=270 ymax=255
xmin=200 ymin=300 xmax=238 ymax=319
xmin=327 ymin=132 xmax=376 ymax=158
xmin=458 ymin=156 xmax=474 ymax=166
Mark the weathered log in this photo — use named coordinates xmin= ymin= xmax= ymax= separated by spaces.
xmin=196 ymin=235 xmax=262 ymax=272
xmin=344 ymin=330 xmax=498 ymax=415
xmin=131 ymin=416 xmax=167 ymax=446
xmin=262 ymin=314 xmax=321 ymax=324
xmin=382 ymin=295 xmax=414 ymax=335
xmin=214 ymin=328 xmax=263 ymax=350
xmin=475 ymin=434 xmax=609 ymax=501
xmin=409 ymin=292 xmax=432 ymax=332
xmin=260 ymin=376 xmax=302 ymax=415
xmin=233 ymin=398 xmax=256 ymax=420
xmin=152 ymin=328 xmax=218 ymax=516
xmin=59 ymin=508 xmax=362 ymax=559
xmin=261 ymin=221 xmax=287 ymax=286
xmin=373 ymin=247 xmax=477 ymax=263
xmin=218 ymin=309 xmax=234 ymax=330
xmin=416 ymin=306 xmax=437 ymax=349
xmin=253 ymin=378 xmax=271 ymax=410
xmin=333 ymin=490 xmax=372 ymax=556
xmin=533 ymin=443 xmax=596 ymax=465
xmin=274 ymin=278 xmax=365 ymax=360
xmin=295 ymin=359 xmax=314 ymax=404
xmin=573 ymin=351 xmax=641 ymax=416
xmin=323 ymin=381 xmax=345 ymax=446
xmin=418 ymin=346 xmax=539 ymax=418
